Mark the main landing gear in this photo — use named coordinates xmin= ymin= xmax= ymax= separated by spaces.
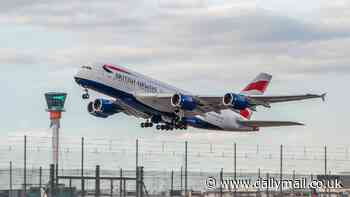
xmin=140 ymin=122 xmax=153 ymax=128
xmin=155 ymin=123 xmax=187 ymax=131
xmin=139 ymin=117 xmax=188 ymax=131
xmin=82 ymin=88 xmax=90 ymax=100
xmin=154 ymin=112 xmax=188 ymax=131
xmin=140 ymin=113 xmax=188 ymax=131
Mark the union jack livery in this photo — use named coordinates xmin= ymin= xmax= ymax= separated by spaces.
xmin=75 ymin=64 xmax=326 ymax=131
xmin=238 ymin=73 xmax=272 ymax=119
xmin=242 ymin=73 xmax=272 ymax=95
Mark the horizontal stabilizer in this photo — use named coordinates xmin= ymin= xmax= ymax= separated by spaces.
xmin=238 ymin=120 xmax=304 ymax=127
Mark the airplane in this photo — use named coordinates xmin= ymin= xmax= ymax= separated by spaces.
xmin=74 ymin=64 xmax=326 ymax=132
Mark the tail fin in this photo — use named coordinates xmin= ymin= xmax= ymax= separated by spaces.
xmin=241 ymin=73 xmax=272 ymax=96
xmin=239 ymin=73 xmax=272 ymax=120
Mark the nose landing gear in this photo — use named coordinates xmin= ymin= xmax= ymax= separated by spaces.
xmin=82 ymin=94 xmax=90 ymax=99
xmin=82 ymin=88 xmax=90 ymax=100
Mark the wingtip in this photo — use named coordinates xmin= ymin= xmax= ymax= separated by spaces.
xmin=297 ymin=122 xmax=305 ymax=126
xmin=321 ymin=93 xmax=327 ymax=102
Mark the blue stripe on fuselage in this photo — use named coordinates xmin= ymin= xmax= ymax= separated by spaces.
xmin=75 ymin=77 xmax=172 ymax=117
xmin=75 ymin=77 xmax=223 ymax=130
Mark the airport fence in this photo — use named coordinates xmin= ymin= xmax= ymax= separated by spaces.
xmin=0 ymin=135 xmax=350 ymax=196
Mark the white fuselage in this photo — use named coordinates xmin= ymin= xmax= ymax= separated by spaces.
xmin=75 ymin=65 xmax=256 ymax=131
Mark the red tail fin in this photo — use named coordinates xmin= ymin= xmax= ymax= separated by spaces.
xmin=239 ymin=73 xmax=272 ymax=119
xmin=241 ymin=73 xmax=272 ymax=95
xmin=239 ymin=109 xmax=252 ymax=119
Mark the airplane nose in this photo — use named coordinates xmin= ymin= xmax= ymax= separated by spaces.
xmin=74 ymin=76 xmax=81 ymax=84
xmin=75 ymin=65 xmax=92 ymax=86
xmin=74 ymin=68 xmax=84 ymax=84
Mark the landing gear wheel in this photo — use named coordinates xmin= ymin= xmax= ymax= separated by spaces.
xmin=82 ymin=93 xmax=90 ymax=100
xmin=141 ymin=121 xmax=153 ymax=128
xmin=82 ymin=88 xmax=90 ymax=100
xmin=156 ymin=125 xmax=161 ymax=130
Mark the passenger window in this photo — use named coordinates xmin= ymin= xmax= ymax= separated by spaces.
xmin=81 ymin=66 xmax=92 ymax=70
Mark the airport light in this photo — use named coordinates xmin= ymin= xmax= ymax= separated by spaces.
xmin=45 ymin=92 xmax=67 ymax=169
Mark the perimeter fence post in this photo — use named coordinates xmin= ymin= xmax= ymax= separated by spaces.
xmin=233 ymin=142 xmax=237 ymax=197
xmin=81 ymin=137 xmax=85 ymax=197
xmin=95 ymin=165 xmax=100 ymax=197
xmin=220 ymin=168 xmax=223 ymax=197
xmin=280 ymin=144 xmax=283 ymax=197
xmin=185 ymin=141 xmax=188 ymax=197
xmin=9 ymin=161 xmax=13 ymax=197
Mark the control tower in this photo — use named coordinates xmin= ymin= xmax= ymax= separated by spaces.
xmin=45 ymin=92 xmax=67 ymax=169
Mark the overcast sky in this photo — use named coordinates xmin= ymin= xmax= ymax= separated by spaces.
xmin=0 ymin=0 xmax=349 ymax=146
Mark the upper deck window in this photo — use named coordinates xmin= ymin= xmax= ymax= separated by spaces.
xmin=81 ymin=66 xmax=92 ymax=70
xmin=102 ymin=65 xmax=113 ymax=73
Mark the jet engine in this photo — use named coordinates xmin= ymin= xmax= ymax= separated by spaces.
xmin=222 ymin=93 xmax=250 ymax=110
xmin=171 ymin=94 xmax=197 ymax=111
xmin=88 ymin=99 xmax=121 ymax=118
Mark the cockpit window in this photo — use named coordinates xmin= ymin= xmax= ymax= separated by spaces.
xmin=81 ymin=66 xmax=92 ymax=70
xmin=102 ymin=65 xmax=113 ymax=73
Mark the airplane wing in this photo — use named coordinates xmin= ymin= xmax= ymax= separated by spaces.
xmin=135 ymin=94 xmax=224 ymax=115
xmin=113 ymin=98 xmax=151 ymax=119
xmin=247 ymin=93 xmax=326 ymax=108
xmin=135 ymin=93 xmax=326 ymax=115
xmin=238 ymin=120 xmax=304 ymax=127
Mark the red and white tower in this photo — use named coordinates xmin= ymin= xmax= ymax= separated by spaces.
xmin=45 ymin=92 xmax=67 ymax=168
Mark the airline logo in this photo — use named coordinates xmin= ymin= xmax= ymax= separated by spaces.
xmin=242 ymin=80 xmax=269 ymax=93
xmin=103 ymin=64 xmax=134 ymax=76
xmin=240 ymin=109 xmax=251 ymax=119
xmin=242 ymin=73 xmax=272 ymax=95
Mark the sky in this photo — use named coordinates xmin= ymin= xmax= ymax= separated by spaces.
xmin=0 ymin=0 xmax=349 ymax=147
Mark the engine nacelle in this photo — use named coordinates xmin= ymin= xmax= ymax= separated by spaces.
xmin=223 ymin=93 xmax=250 ymax=110
xmin=88 ymin=102 xmax=109 ymax=118
xmin=171 ymin=94 xmax=197 ymax=111
xmin=87 ymin=99 xmax=121 ymax=118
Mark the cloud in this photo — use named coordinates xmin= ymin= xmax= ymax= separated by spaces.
xmin=320 ymin=0 xmax=350 ymax=27
xmin=0 ymin=48 xmax=41 ymax=65
xmin=0 ymin=0 xmax=349 ymax=80
xmin=0 ymin=0 xmax=348 ymax=153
